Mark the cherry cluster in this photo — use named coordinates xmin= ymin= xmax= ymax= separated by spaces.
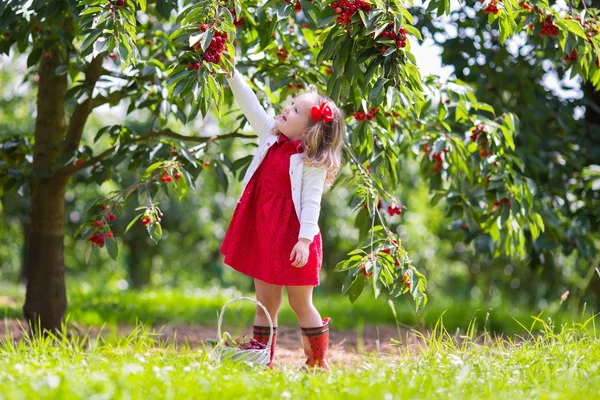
xmin=224 ymin=337 xmax=268 ymax=350
xmin=483 ymin=0 xmax=499 ymax=15
xmin=141 ymin=215 xmax=153 ymax=226
xmin=276 ymin=47 xmax=288 ymax=62
xmin=352 ymin=107 xmax=378 ymax=121
xmin=87 ymin=205 xmax=116 ymax=248
xmin=387 ymin=204 xmax=402 ymax=216
xmin=160 ymin=170 xmax=181 ymax=183
xmin=540 ymin=16 xmax=559 ymax=37
xmin=519 ymin=1 xmax=533 ymax=11
xmin=493 ymin=198 xmax=510 ymax=209
xmin=88 ymin=232 xmax=110 ymax=248
xmin=380 ymin=25 xmax=407 ymax=50
xmin=330 ymin=0 xmax=372 ymax=26
xmin=470 ymin=124 xmax=485 ymax=142
xmin=187 ymin=25 xmax=228 ymax=68
xmin=228 ymin=8 xmax=244 ymax=27
xmin=203 ymin=30 xmax=227 ymax=64
xmin=282 ymin=0 xmax=302 ymax=12
xmin=564 ymin=49 xmax=577 ymax=62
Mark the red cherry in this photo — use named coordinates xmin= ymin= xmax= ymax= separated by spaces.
xmin=108 ymin=213 xmax=116 ymax=221
xmin=94 ymin=221 xmax=102 ymax=227
xmin=106 ymin=232 xmax=114 ymax=238
xmin=108 ymin=53 xmax=117 ymax=60
xmin=100 ymin=205 xmax=107 ymax=211
xmin=205 ymin=161 xmax=211 ymax=167
xmin=76 ymin=159 xmax=84 ymax=166
xmin=117 ymin=0 xmax=125 ymax=6
xmin=335 ymin=7 xmax=342 ymax=14
xmin=174 ymin=172 xmax=181 ymax=180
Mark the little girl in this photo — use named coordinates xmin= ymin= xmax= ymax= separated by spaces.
xmin=219 ymin=64 xmax=345 ymax=371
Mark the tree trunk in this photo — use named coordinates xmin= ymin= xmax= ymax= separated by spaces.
xmin=23 ymin=49 xmax=68 ymax=334
xmin=127 ymin=234 xmax=152 ymax=288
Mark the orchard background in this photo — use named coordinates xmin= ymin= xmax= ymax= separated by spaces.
xmin=0 ymin=0 xmax=600 ymax=395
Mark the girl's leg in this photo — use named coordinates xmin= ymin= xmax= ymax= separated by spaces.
xmin=253 ymin=278 xmax=284 ymax=327
xmin=287 ymin=285 xmax=322 ymax=327
xmin=288 ymin=285 xmax=331 ymax=371
xmin=253 ymin=279 xmax=283 ymax=368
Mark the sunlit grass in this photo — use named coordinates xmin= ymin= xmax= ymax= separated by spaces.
xmin=1 ymin=316 xmax=599 ymax=399
xmin=2 ymin=281 xmax=596 ymax=335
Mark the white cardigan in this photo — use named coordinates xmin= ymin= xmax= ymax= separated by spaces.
xmin=226 ymin=68 xmax=327 ymax=242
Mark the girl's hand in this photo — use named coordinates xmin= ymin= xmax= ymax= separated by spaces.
xmin=290 ymin=240 xmax=311 ymax=268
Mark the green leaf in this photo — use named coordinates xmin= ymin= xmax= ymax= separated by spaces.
xmin=84 ymin=241 xmax=92 ymax=264
xmin=148 ymin=222 xmax=162 ymax=244
xmin=105 ymin=237 xmax=118 ymax=260
xmin=138 ymin=0 xmax=146 ymax=12
xmin=348 ymin=274 xmax=366 ymax=304
xmin=300 ymin=0 xmax=319 ymax=26
xmin=125 ymin=214 xmax=143 ymax=235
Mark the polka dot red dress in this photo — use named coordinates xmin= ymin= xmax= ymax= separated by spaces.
xmin=219 ymin=133 xmax=323 ymax=286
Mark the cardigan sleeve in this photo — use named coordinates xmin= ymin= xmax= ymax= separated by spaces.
xmin=225 ymin=68 xmax=274 ymax=142
xmin=298 ymin=165 xmax=327 ymax=241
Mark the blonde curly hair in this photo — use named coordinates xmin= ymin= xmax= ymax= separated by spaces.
xmin=270 ymin=84 xmax=346 ymax=188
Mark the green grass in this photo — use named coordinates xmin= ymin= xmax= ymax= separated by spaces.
xmin=2 ymin=282 xmax=596 ymax=335
xmin=1 ymin=319 xmax=599 ymax=399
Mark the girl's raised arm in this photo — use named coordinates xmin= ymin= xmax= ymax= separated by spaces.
xmin=226 ymin=68 xmax=273 ymax=142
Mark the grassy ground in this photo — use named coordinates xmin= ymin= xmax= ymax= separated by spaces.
xmin=1 ymin=320 xmax=599 ymax=399
xmin=1 ymin=282 xmax=595 ymax=335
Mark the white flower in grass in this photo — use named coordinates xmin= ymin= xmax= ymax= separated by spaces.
xmin=135 ymin=354 xmax=147 ymax=363
xmin=447 ymin=353 xmax=464 ymax=367
xmin=281 ymin=391 xmax=291 ymax=399
xmin=13 ymin=363 xmax=23 ymax=373
xmin=46 ymin=374 xmax=60 ymax=389
xmin=123 ymin=363 xmax=144 ymax=375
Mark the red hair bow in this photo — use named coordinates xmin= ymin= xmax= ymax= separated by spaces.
xmin=311 ymin=102 xmax=334 ymax=124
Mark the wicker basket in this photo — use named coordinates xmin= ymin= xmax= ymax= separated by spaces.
xmin=209 ymin=296 xmax=274 ymax=367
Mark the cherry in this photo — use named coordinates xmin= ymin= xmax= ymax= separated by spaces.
xmin=108 ymin=212 xmax=116 ymax=221
xmin=116 ymin=0 xmax=125 ymax=6
xmin=101 ymin=205 xmax=107 ymax=211
xmin=94 ymin=221 xmax=102 ymax=227
xmin=106 ymin=232 xmax=114 ymax=238
xmin=108 ymin=53 xmax=117 ymax=60
xmin=204 ymin=161 xmax=210 ymax=167
xmin=76 ymin=159 xmax=84 ymax=166
xmin=174 ymin=172 xmax=181 ymax=180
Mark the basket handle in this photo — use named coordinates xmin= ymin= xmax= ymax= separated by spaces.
xmin=217 ymin=296 xmax=274 ymax=348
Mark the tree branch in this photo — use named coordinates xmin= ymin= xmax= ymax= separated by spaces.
xmin=62 ymin=56 xmax=105 ymax=156
xmin=58 ymin=129 xmax=255 ymax=178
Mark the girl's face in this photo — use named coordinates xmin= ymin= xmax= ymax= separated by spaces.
xmin=274 ymin=93 xmax=314 ymax=139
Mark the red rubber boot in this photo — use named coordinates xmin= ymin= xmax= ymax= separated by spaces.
xmin=253 ymin=325 xmax=277 ymax=368
xmin=300 ymin=317 xmax=331 ymax=371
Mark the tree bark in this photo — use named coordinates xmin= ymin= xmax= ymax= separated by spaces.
xmin=23 ymin=49 xmax=68 ymax=334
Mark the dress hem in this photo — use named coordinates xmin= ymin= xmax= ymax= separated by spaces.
xmin=222 ymin=256 xmax=320 ymax=287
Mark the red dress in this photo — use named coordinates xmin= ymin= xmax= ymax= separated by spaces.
xmin=219 ymin=133 xmax=323 ymax=286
